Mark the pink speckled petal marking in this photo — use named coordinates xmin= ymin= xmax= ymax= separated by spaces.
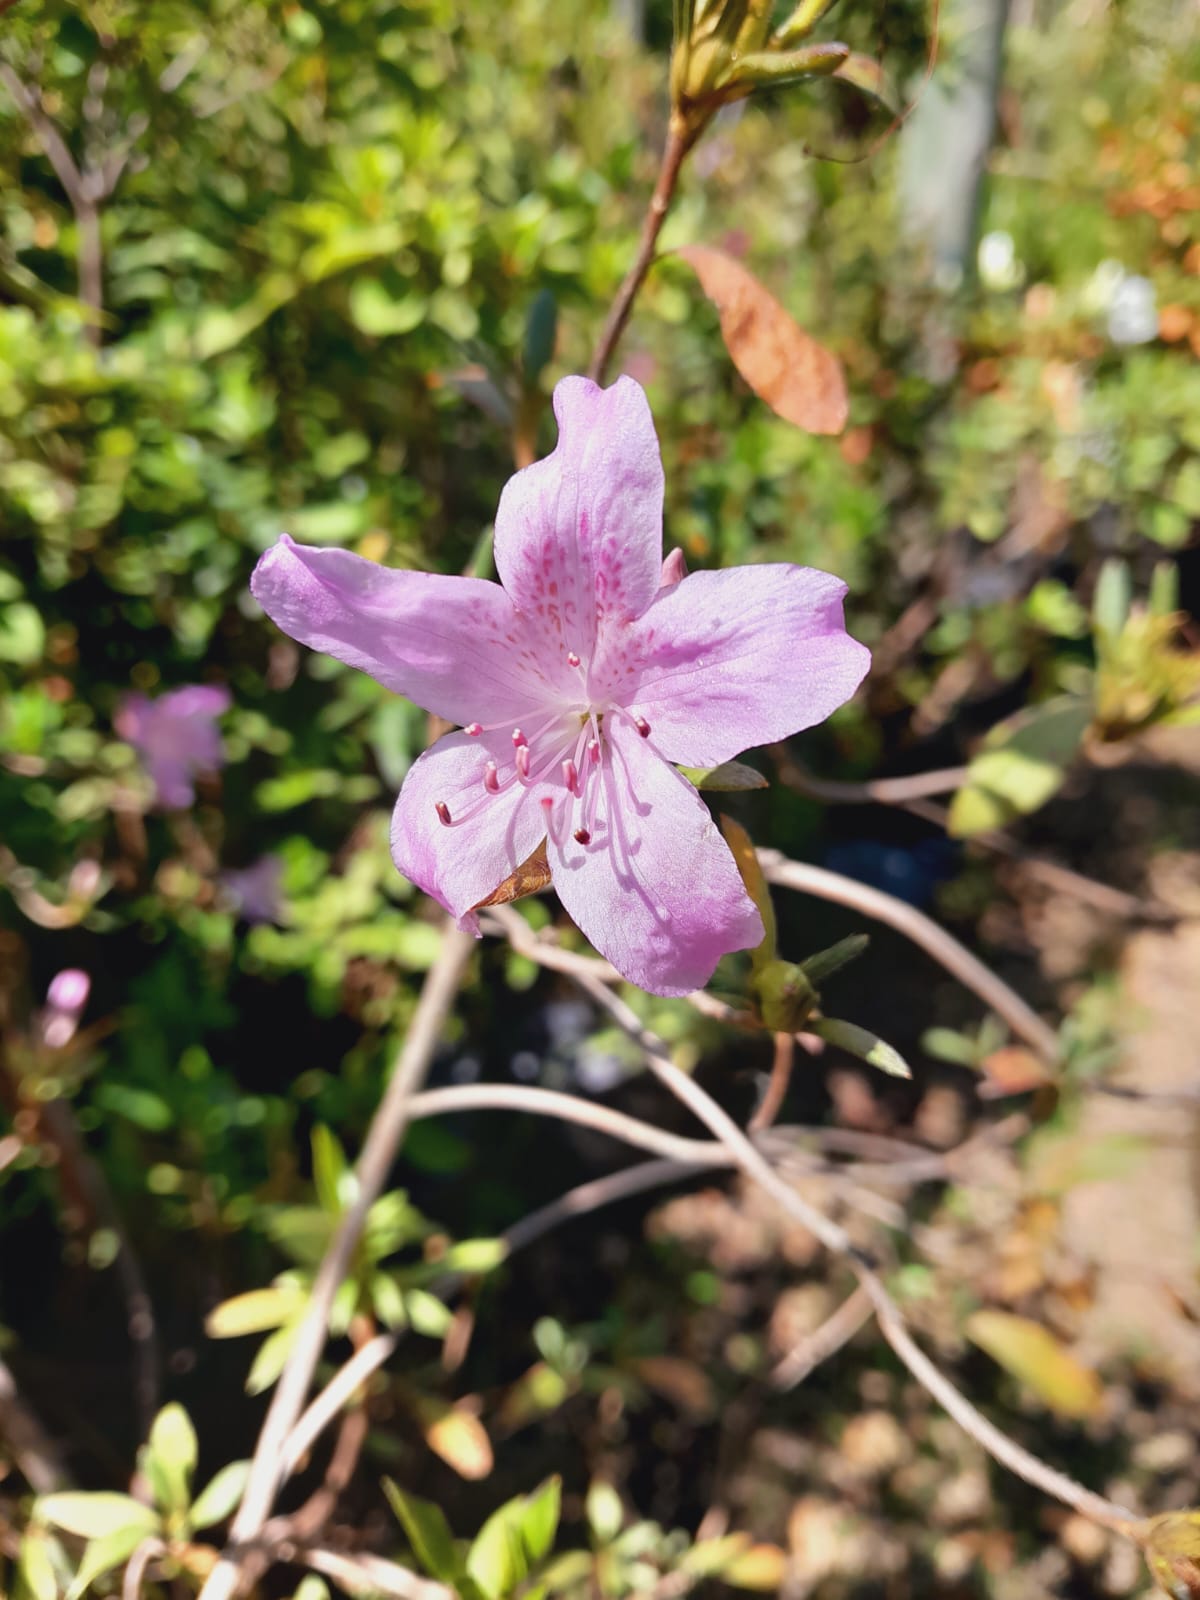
xmin=610 ymin=565 xmax=871 ymax=768
xmin=549 ymin=716 xmax=764 ymax=996
xmin=390 ymin=727 xmax=566 ymax=925
xmin=493 ymin=377 xmax=665 ymax=658
xmin=252 ymin=536 xmax=559 ymax=726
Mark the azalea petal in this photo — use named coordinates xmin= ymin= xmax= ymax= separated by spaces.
xmin=493 ymin=377 xmax=665 ymax=664
xmin=391 ymin=728 xmax=564 ymax=925
xmin=252 ymin=536 xmax=556 ymax=726
xmin=549 ymin=718 xmax=763 ymax=996
xmin=607 ymin=565 xmax=870 ymax=767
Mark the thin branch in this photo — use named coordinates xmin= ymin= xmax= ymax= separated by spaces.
xmin=0 ymin=1354 xmax=69 ymax=1493
xmin=407 ymin=1083 xmax=728 ymax=1168
xmin=757 ymin=849 xmax=1061 ymax=1063
xmin=589 ymin=114 xmax=693 ymax=384
xmin=748 ymin=1032 xmax=795 ymax=1134
xmin=769 ymin=1285 xmax=873 ymax=1390
xmin=200 ymin=923 xmax=475 ymax=1600
xmin=298 ymin=1545 xmax=453 ymax=1600
xmin=776 ymin=755 xmax=970 ymax=805
xmin=280 ymin=1333 xmax=394 ymax=1480
xmin=566 ymin=967 xmax=1138 ymax=1536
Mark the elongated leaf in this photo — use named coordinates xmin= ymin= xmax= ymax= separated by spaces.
xmin=205 ymin=1286 xmax=303 ymax=1339
xmin=142 ymin=1403 xmax=197 ymax=1517
xmin=832 ymin=53 xmax=898 ymax=112
xmin=67 ymin=1525 xmax=155 ymax=1600
xmin=810 ymin=1017 xmax=911 ymax=1078
xmin=677 ymin=246 xmax=848 ymax=435
xmin=966 ymin=1311 xmax=1102 ymax=1418
xmin=382 ymin=1480 xmax=461 ymax=1584
xmin=189 ymin=1461 xmax=252 ymax=1531
xmin=948 ymin=697 xmax=1091 ymax=837
xmin=719 ymin=814 xmax=775 ymax=967
xmin=519 ymin=1476 xmax=561 ymax=1565
xmin=37 ymin=1494 xmax=159 ymax=1542
xmin=678 ymin=761 xmax=768 ymax=792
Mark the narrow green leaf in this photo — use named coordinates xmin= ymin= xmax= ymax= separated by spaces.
xmin=466 ymin=1503 xmax=528 ymax=1599
xmin=678 ymin=761 xmax=768 ymax=792
xmin=948 ymin=697 xmax=1091 ymax=837
xmin=37 ymin=1494 xmax=159 ymax=1542
xmin=404 ymin=1288 xmax=454 ymax=1340
xmin=311 ymin=1124 xmax=351 ymax=1216
xmin=143 ymin=1403 xmax=197 ymax=1516
xmin=811 ymin=1017 xmax=911 ymax=1078
xmin=773 ymin=0 xmax=837 ymax=44
xmin=382 ymin=1480 xmax=460 ymax=1584
xmin=1093 ymin=558 xmax=1132 ymax=638
xmin=188 ymin=1460 xmax=251 ymax=1532
xmin=719 ymin=815 xmax=775 ymax=968
xmin=205 ymin=1285 xmax=304 ymax=1339
xmin=66 ymin=1524 xmax=154 ymax=1600
xmin=522 ymin=290 xmax=558 ymax=385
xmin=440 ymin=1238 xmax=509 ymax=1275
xmin=519 ymin=1476 xmax=562 ymax=1565
xmin=17 ymin=1530 xmax=59 ymax=1600
xmin=245 ymin=1319 xmax=302 ymax=1396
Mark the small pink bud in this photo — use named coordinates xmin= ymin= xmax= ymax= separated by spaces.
xmin=47 ymin=969 xmax=90 ymax=1013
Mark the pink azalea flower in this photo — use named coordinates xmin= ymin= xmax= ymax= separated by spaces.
xmin=251 ymin=377 xmax=869 ymax=996
xmin=40 ymin=968 xmax=90 ymax=1049
xmin=115 ymin=684 xmax=231 ymax=810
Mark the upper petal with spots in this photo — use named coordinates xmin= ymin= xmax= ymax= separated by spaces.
xmin=492 ymin=377 xmax=665 ymax=663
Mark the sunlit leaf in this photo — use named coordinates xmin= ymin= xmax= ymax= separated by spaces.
xmin=678 ymin=761 xmax=768 ymax=791
xmin=965 ymin=1310 xmax=1103 ymax=1418
xmin=948 ymin=697 xmax=1092 ymax=837
xmin=810 ymin=1017 xmax=911 ymax=1078
xmin=188 ymin=1461 xmax=251 ymax=1532
xmin=204 ymin=1286 xmax=304 ymax=1339
xmin=142 ymin=1403 xmax=197 ymax=1517
xmin=382 ymin=1480 xmax=461 ymax=1584
xmin=677 ymin=245 xmax=848 ymax=435
xmin=38 ymin=1493 xmax=159 ymax=1541
xmin=66 ymin=1524 xmax=155 ymax=1600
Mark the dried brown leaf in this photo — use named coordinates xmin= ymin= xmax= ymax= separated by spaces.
xmin=472 ymin=840 xmax=552 ymax=910
xmin=677 ymin=245 xmax=848 ymax=435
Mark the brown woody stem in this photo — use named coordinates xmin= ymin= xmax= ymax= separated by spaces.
xmin=588 ymin=114 xmax=693 ymax=386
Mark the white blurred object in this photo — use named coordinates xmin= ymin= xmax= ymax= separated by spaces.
xmin=1107 ymin=274 xmax=1158 ymax=346
xmin=977 ymin=230 xmax=1023 ymax=291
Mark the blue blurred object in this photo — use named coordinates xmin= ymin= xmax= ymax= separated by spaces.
xmin=822 ymin=837 xmax=959 ymax=908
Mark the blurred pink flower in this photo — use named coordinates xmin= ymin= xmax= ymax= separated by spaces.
xmin=116 ymin=684 xmax=231 ymax=809
xmin=220 ymin=856 xmax=284 ymax=925
xmin=252 ymin=377 xmax=869 ymax=996
xmin=41 ymin=968 xmax=90 ymax=1049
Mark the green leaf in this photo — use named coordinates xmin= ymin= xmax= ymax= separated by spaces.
xmin=773 ymin=0 xmax=837 ymax=43
xmin=832 ymin=52 xmax=899 ymax=112
xmin=810 ymin=1017 xmax=911 ymax=1078
xmin=311 ymin=1124 xmax=352 ymax=1216
xmin=404 ymin=1288 xmax=454 ymax=1340
xmin=16 ymin=1530 xmax=59 ymax=1600
xmin=188 ymin=1460 xmax=251 ymax=1532
xmin=382 ymin=1480 xmax=461 ymax=1584
xmin=719 ymin=814 xmax=775 ymax=968
xmin=1093 ymin=558 xmax=1132 ymax=638
xmin=370 ymin=1272 xmax=410 ymax=1331
xmin=723 ymin=43 xmax=848 ymax=95
xmin=205 ymin=1285 xmax=304 ymax=1338
xmin=349 ymin=278 xmax=427 ymax=337
xmin=518 ymin=1477 xmax=561 ymax=1565
xmin=67 ymin=1523 xmax=154 ymax=1600
xmin=38 ymin=1493 xmax=160 ymax=1541
xmin=440 ymin=1238 xmax=509 ymax=1275
xmin=245 ymin=1319 xmax=302 ymax=1396
xmin=0 ymin=602 xmax=45 ymax=664
xmin=585 ymin=1481 xmax=623 ymax=1547
xmin=948 ymin=697 xmax=1091 ymax=837
xmin=466 ymin=1503 xmax=529 ymax=1599
xmin=965 ymin=1310 xmax=1102 ymax=1418
xmin=142 ymin=1403 xmax=197 ymax=1517
xmin=522 ymin=290 xmax=558 ymax=385
xmin=678 ymin=761 xmax=768 ymax=791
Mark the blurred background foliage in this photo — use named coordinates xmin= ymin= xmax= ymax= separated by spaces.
xmin=2 ymin=0 xmax=1200 ymax=1595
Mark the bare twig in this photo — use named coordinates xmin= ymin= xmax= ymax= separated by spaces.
xmin=298 ymin=1544 xmax=453 ymax=1600
xmin=757 ymin=849 xmax=1061 ymax=1063
xmin=748 ymin=1032 xmax=795 ymax=1134
xmin=280 ymin=1333 xmax=395 ymax=1480
xmin=565 ymin=968 xmax=1137 ymax=1536
xmin=589 ymin=114 xmax=692 ymax=385
xmin=407 ymin=1083 xmax=727 ymax=1168
xmin=776 ymin=754 xmax=970 ymax=806
xmin=769 ymin=1285 xmax=873 ymax=1390
xmin=122 ymin=1537 xmax=165 ymax=1600
xmin=200 ymin=923 xmax=475 ymax=1600
xmin=0 ymin=1354 xmax=69 ymax=1493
